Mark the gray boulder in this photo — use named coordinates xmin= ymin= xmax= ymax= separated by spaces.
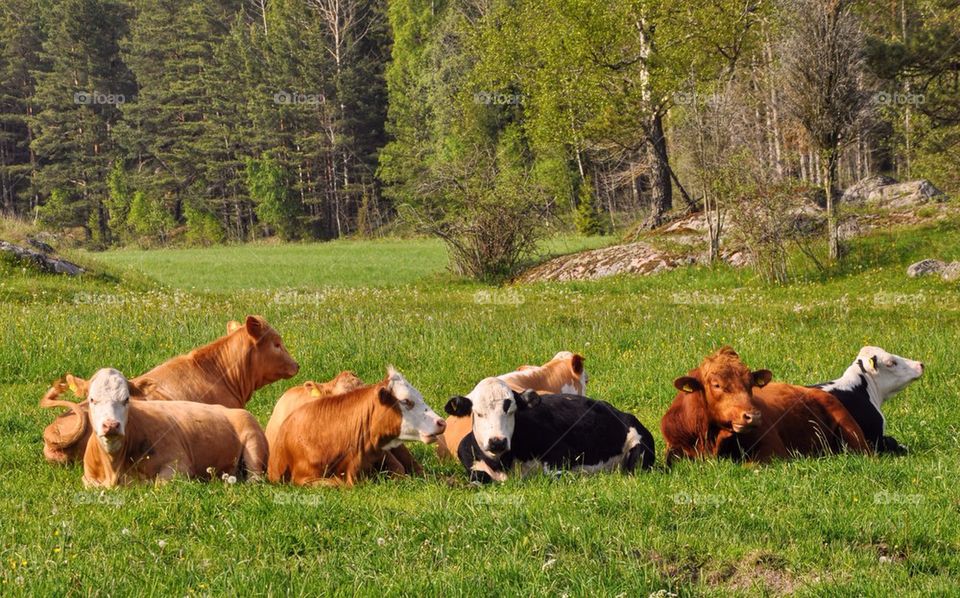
xmin=843 ymin=176 xmax=945 ymax=209
xmin=942 ymin=262 xmax=960 ymax=282
xmin=0 ymin=240 xmax=85 ymax=276
xmin=906 ymin=259 xmax=946 ymax=278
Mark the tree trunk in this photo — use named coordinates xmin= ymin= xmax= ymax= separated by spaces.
xmin=646 ymin=111 xmax=672 ymax=226
xmin=824 ymin=153 xmax=840 ymax=261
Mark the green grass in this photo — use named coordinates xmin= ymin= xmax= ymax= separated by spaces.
xmin=87 ymin=234 xmax=614 ymax=292
xmin=2 ymin=223 xmax=959 ymax=595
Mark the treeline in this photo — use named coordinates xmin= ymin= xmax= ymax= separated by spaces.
xmin=0 ymin=0 xmax=389 ymax=245
xmin=0 ymin=0 xmax=958 ymax=258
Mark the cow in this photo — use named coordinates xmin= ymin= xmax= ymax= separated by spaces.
xmin=81 ymin=368 xmax=268 ymax=488
xmin=436 ymin=351 xmax=588 ymax=460
xmin=811 ymin=346 xmax=924 ymax=454
xmin=661 ymin=347 xmax=871 ymax=465
xmin=264 ymin=371 xmax=365 ymax=447
xmin=268 ymin=367 xmax=446 ymax=486
xmin=265 ymin=371 xmax=423 ymax=476
xmin=41 ymin=316 xmax=298 ymax=464
xmin=445 ymin=377 xmax=655 ymax=483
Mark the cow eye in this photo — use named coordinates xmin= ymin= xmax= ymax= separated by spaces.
xmin=400 ymin=399 xmax=413 ymax=409
xmin=274 ymin=342 xmax=282 ymax=349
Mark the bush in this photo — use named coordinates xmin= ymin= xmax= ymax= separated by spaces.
xmin=184 ymin=205 xmax=225 ymax=246
xmin=127 ymin=191 xmax=173 ymax=245
xmin=574 ymin=175 xmax=605 ymax=236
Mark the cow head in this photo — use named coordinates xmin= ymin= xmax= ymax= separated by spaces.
xmin=444 ymin=377 xmax=541 ymax=458
xmin=552 ymin=351 xmax=588 ymax=394
xmin=236 ymin=315 xmax=300 ymax=385
xmin=380 ymin=366 xmax=446 ymax=443
xmin=86 ymin=368 xmax=133 ymax=455
xmin=856 ymin=346 xmax=924 ymax=402
xmin=673 ymin=347 xmax=769 ymax=434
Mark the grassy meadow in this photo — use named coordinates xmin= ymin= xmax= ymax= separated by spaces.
xmin=2 ymin=222 xmax=960 ymax=595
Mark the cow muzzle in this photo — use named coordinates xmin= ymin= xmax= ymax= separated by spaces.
xmin=419 ymin=418 xmax=446 ymax=444
xmin=732 ymin=410 xmax=761 ymax=433
xmin=486 ymin=436 xmax=509 ymax=455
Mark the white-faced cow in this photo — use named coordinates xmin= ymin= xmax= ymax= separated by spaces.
xmin=82 ymin=368 xmax=269 ymax=488
xmin=444 ymin=378 xmax=655 ymax=483
xmin=812 ymin=346 xmax=924 ymax=454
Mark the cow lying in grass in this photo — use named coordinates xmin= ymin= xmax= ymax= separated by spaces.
xmin=268 ymin=367 xmax=445 ymax=486
xmin=266 ymin=371 xmax=424 ymax=476
xmin=41 ymin=316 xmax=298 ymax=464
xmin=661 ymin=347 xmax=871 ymax=464
xmin=82 ymin=368 xmax=268 ymax=488
xmin=812 ymin=346 xmax=923 ymax=454
xmin=436 ymin=351 xmax=588 ymax=460
xmin=446 ymin=378 xmax=655 ymax=483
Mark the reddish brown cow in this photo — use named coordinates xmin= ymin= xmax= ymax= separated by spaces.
xmin=42 ymin=316 xmax=298 ymax=464
xmin=268 ymin=367 xmax=445 ymax=486
xmin=436 ymin=351 xmax=588 ymax=460
xmin=661 ymin=347 xmax=870 ymax=464
xmin=266 ymin=371 xmax=423 ymax=477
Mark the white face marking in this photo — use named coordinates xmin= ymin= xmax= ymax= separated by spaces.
xmin=857 ymin=346 xmax=924 ymax=403
xmin=466 ymin=378 xmax=518 ymax=457
xmin=86 ymin=368 xmax=131 ymax=455
xmin=385 ymin=366 xmax=445 ymax=443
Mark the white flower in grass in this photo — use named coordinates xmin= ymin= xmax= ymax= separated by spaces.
xmin=226 ymin=475 xmax=237 ymax=485
xmin=121 ymin=528 xmax=131 ymax=536
xmin=157 ymin=539 xmax=167 ymax=549
xmin=376 ymin=537 xmax=386 ymax=546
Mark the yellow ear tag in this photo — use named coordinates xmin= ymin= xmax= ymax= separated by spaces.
xmin=756 ymin=380 xmax=767 ymax=387
xmin=69 ymin=382 xmax=77 ymax=393
xmin=309 ymin=388 xmax=321 ymax=398
xmin=682 ymin=384 xmax=694 ymax=392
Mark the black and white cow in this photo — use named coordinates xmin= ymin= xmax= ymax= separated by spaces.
xmin=444 ymin=377 xmax=655 ymax=483
xmin=812 ymin=346 xmax=923 ymax=455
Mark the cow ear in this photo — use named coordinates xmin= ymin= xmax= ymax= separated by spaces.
xmin=304 ymin=381 xmax=321 ymax=398
xmin=673 ymin=376 xmax=702 ymax=393
xmin=126 ymin=379 xmax=153 ymax=398
xmin=444 ymin=396 xmax=472 ymax=416
xmin=244 ymin=316 xmax=266 ymax=340
xmin=515 ymin=389 xmax=541 ymax=409
xmin=65 ymin=374 xmax=90 ymax=398
xmin=752 ymin=370 xmax=773 ymax=388
xmin=227 ymin=320 xmax=243 ymax=334
xmin=570 ymin=354 xmax=585 ymax=375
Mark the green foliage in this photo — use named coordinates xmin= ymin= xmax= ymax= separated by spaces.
xmin=184 ymin=204 xmax=225 ymax=246
xmin=245 ymin=156 xmax=298 ymax=240
xmin=127 ymin=190 xmax=172 ymax=244
xmin=38 ymin=188 xmax=79 ymax=228
xmin=574 ymin=175 xmax=605 ymax=236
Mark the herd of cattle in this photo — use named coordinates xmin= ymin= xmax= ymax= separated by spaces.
xmin=37 ymin=315 xmax=924 ymax=487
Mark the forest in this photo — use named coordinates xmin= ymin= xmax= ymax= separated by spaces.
xmin=0 ymin=1 xmax=957 ymax=267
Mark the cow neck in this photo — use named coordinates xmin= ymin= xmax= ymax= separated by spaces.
xmin=827 ymin=362 xmax=883 ymax=412
xmin=346 ymin=385 xmax=402 ymax=453
xmin=193 ymin=331 xmax=257 ymax=406
xmin=90 ymin=408 xmax=143 ymax=486
xmin=500 ymin=363 xmax=569 ymax=393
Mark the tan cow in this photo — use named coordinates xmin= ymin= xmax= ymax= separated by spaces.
xmin=268 ymin=367 xmax=445 ymax=486
xmin=42 ymin=315 xmax=298 ymax=464
xmin=264 ymin=371 xmax=365 ymax=447
xmin=436 ymin=351 xmax=588 ymax=460
xmin=81 ymin=368 xmax=268 ymax=488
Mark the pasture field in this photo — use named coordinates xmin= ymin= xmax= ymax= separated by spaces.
xmin=2 ymin=221 xmax=960 ymax=596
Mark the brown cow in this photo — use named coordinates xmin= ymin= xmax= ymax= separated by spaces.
xmin=268 ymin=367 xmax=445 ymax=486
xmin=265 ymin=371 xmax=423 ymax=476
xmin=661 ymin=347 xmax=870 ymax=464
xmin=436 ymin=351 xmax=588 ymax=460
xmin=82 ymin=368 xmax=268 ymax=488
xmin=42 ymin=315 xmax=298 ymax=464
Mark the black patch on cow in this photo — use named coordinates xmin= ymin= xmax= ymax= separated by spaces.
xmin=811 ymin=376 xmax=906 ymax=454
xmin=455 ymin=394 xmax=655 ymax=482
xmin=502 ymin=399 xmax=512 ymax=414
